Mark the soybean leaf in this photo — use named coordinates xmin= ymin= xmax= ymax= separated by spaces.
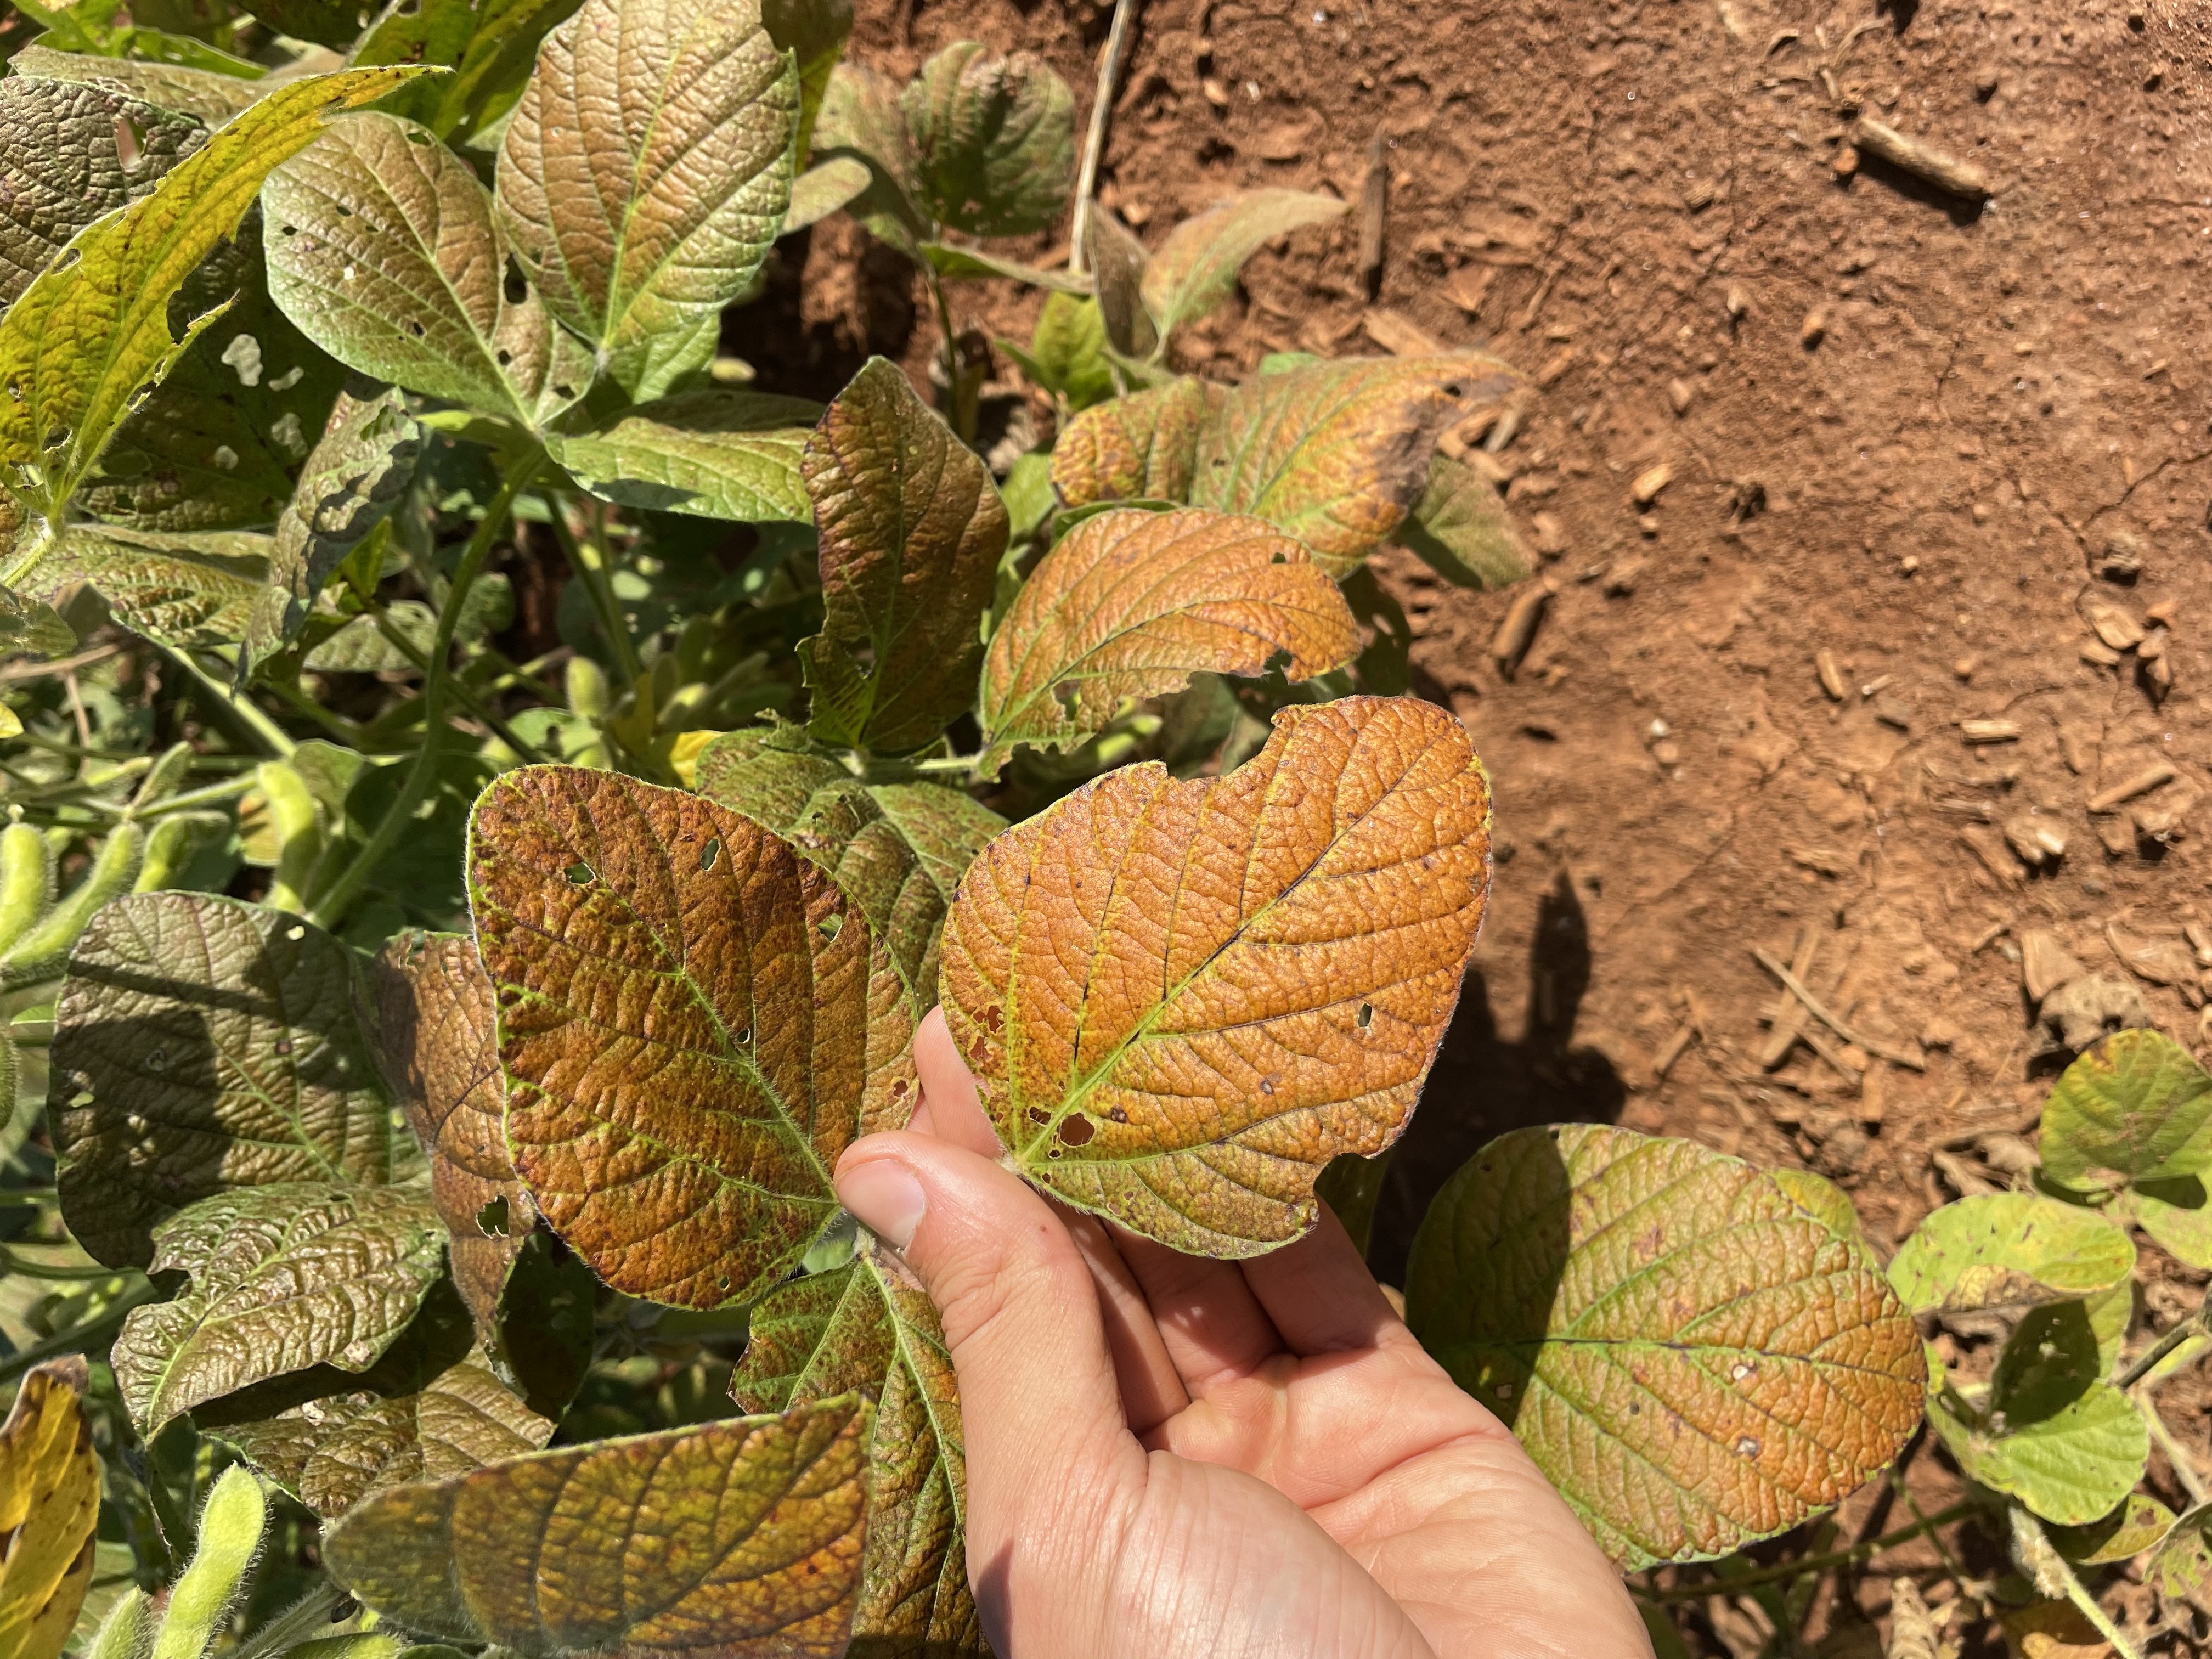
xmin=1084 ymin=207 xmax=1154 ymax=359
xmin=941 ymin=697 xmax=1492 ymax=1253
xmin=730 ymin=1241 xmax=980 ymax=1656
xmin=467 ymin=766 xmax=917 ymax=1308
xmin=0 ymin=1359 xmax=98 ymax=1659
xmin=368 ymin=932 xmax=530 ymax=1337
xmin=1047 ymin=377 xmax=1223 ymax=510
xmin=264 ymin=111 xmax=594 ymax=432
xmin=786 ymin=156 xmax=871 ymax=233
xmin=899 ymin=42 xmax=1072 ymax=239
xmin=760 ymin=0 xmax=851 ymax=165
xmin=1886 ymin=1193 xmax=2136 ymax=1314
xmin=304 ymin=578 xmax=512 ymax=673
xmin=1139 ymin=189 xmax=1347 ymax=346
xmin=695 ymin=727 xmax=1003 ymax=1011
xmin=2049 ymin=1494 xmax=2177 ymax=1565
xmin=1394 ymin=453 xmax=1533 ymax=590
xmin=111 ymin=1183 xmax=448 ymax=1437
xmin=811 ymin=63 xmax=925 ymax=258
xmin=321 ymin=1395 xmax=875 ymax=1658
xmin=0 ymin=66 xmax=429 ymax=525
xmin=975 ymin=507 xmax=1359 ymax=776
xmin=5 ymin=44 xmax=266 ymax=123
xmin=0 ymin=77 xmax=205 ymax=311
xmin=9 ymin=522 xmax=266 ymax=650
xmin=1004 ymin=291 xmax=1113 ymax=410
xmin=351 ymin=0 xmax=583 ymax=142
xmin=546 ymin=392 xmax=819 ymax=523
xmin=2041 ymin=1028 xmax=2212 ymax=1190
xmin=0 ymin=584 xmax=77 ymax=659
xmin=799 ymin=358 xmax=1007 ymax=753
xmin=1404 ymin=1124 xmax=1926 ymax=1568
xmin=920 ymin=242 xmax=1090 ymax=294
xmin=239 ymin=0 xmax=375 ymax=49
xmin=2151 ymin=1507 xmax=2212 ymax=1626
xmin=2116 ymin=1176 xmax=2212 ymax=1271
xmin=495 ymin=0 xmax=798 ymax=399
xmin=1314 ymin=1148 xmax=1392 ymax=1260
xmin=240 ymin=383 xmax=421 ymax=675
xmin=1189 ymin=353 xmax=1523 ymax=574
xmin=50 ymin=891 xmax=420 ymax=1268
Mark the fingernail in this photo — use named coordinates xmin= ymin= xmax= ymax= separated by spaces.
xmin=836 ymin=1158 xmax=927 ymax=1250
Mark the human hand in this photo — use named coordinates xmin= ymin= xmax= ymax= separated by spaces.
xmin=831 ymin=1008 xmax=1654 ymax=1659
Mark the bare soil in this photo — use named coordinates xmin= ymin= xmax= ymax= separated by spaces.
xmin=744 ymin=0 xmax=2212 ymax=1649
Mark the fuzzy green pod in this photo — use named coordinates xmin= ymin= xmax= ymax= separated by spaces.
xmin=150 ymin=1467 xmax=266 ymax=1659
xmin=566 ymin=656 xmax=611 ymax=723
xmin=255 ymin=762 xmax=323 ymax=915
xmin=0 ymin=821 xmax=145 ymax=986
xmin=132 ymin=812 xmax=229 ymax=895
xmin=0 ymin=818 xmax=56 ymax=955
xmin=86 ymin=1587 xmax=155 ymax=1659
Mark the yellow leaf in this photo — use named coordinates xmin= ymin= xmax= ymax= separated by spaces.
xmin=0 ymin=1358 xmax=99 ymax=1659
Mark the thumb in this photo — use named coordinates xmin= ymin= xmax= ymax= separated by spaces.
xmin=833 ymin=1132 xmax=1144 ymax=1562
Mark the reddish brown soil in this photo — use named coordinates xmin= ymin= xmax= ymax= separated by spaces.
xmin=752 ymin=1 xmax=2212 ymax=1650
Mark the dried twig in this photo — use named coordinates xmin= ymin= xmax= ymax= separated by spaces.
xmin=1357 ymin=129 xmax=1386 ymax=296
xmin=1752 ymin=946 xmax=1926 ymax=1070
xmin=1758 ymin=925 xmax=1821 ymax=1069
xmin=1852 ymin=117 xmax=1990 ymax=201
xmin=0 ymin=645 xmax=121 ymax=684
xmin=1067 ymin=0 xmax=1139 ymax=278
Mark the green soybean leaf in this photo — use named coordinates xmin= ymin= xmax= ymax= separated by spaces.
xmin=0 ymin=66 xmax=429 ymax=526
xmin=1138 ymin=189 xmax=1347 ymax=345
xmin=2041 ymin=1028 xmax=2212 ymax=1190
xmin=321 ymin=1394 xmax=874 ymax=1658
xmin=0 ymin=77 xmax=205 ymax=311
xmin=760 ymin=0 xmax=851 ymax=165
xmin=694 ymin=729 xmax=1002 ymax=1011
xmin=943 ymin=698 xmax=1492 ymax=1253
xmin=2149 ymin=1506 xmax=2212 ymax=1626
xmin=785 ymin=156 xmax=871 ymax=233
xmin=811 ymin=63 xmax=925 ymax=258
xmin=0 ymin=583 xmax=77 ymax=659
xmin=1047 ymin=377 xmax=1223 ymax=510
xmin=303 ymin=578 xmax=512 ymax=673
xmin=11 ymin=522 xmax=266 ymax=650
xmin=920 ymin=242 xmax=1090 ymax=294
xmin=494 ymin=0 xmax=798 ymax=399
xmin=50 ymin=891 xmax=420 ymax=1268
xmin=546 ymin=391 xmax=818 ymax=522
xmin=111 ymin=1183 xmax=448 ymax=1437
xmin=1005 ymin=291 xmax=1113 ymax=410
xmin=264 ymin=111 xmax=594 ymax=432
xmin=1404 ymin=1124 xmax=1927 ymax=1568
xmin=467 ymin=766 xmax=917 ymax=1309
xmin=900 ymin=41 xmax=1073 ymax=238
xmin=974 ymin=507 xmax=1359 ymax=776
xmin=241 ymin=382 xmax=421 ymax=675
xmin=1394 ymin=452 xmax=1534 ymax=590
xmin=1314 ymin=1148 xmax=1392 ymax=1260
xmin=730 ymin=1241 xmax=980 ymax=1656
xmin=239 ymin=0 xmax=376 ymax=49
xmin=1084 ymin=207 xmax=1154 ymax=359
xmin=798 ymin=357 xmax=1007 ymax=753
xmin=352 ymin=0 xmax=583 ymax=143
xmin=1189 ymin=353 xmax=1523 ymax=574
xmin=1886 ymin=1193 xmax=2136 ymax=1314
xmin=1769 ymin=1167 xmax=1863 ymax=1238
xmin=2048 ymin=1493 xmax=2177 ymax=1565
xmin=6 ymin=44 xmax=266 ymax=123
xmin=2115 ymin=1176 xmax=2212 ymax=1271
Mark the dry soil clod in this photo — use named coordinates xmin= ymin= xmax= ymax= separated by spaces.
xmin=2087 ymin=602 xmax=2146 ymax=651
xmin=1815 ymin=649 xmax=1848 ymax=702
xmin=1851 ymin=116 xmax=1992 ymax=201
xmin=1357 ymin=131 xmax=1387 ymax=298
xmin=2019 ymin=928 xmax=2089 ymax=1003
xmin=1799 ymin=308 xmax=1828 ymax=348
xmin=1957 ymin=718 xmax=2021 ymax=744
xmin=1630 ymin=461 xmax=1673 ymax=508
xmin=1489 ymin=580 xmax=1554 ymax=679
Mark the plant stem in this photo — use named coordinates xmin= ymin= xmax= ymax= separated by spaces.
xmin=2011 ymin=1511 xmax=2146 ymax=1659
xmin=1637 ymin=1500 xmax=1986 ymax=1604
xmin=134 ymin=776 xmax=257 ymax=818
xmin=2140 ymin=1388 xmax=2210 ymax=1506
xmin=160 ymin=646 xmax=295 ymax=759
xmin=0 ymin=1243 xmax=125 ymax=1280
xmin=2115 ymin=1311 xmax=2207 ymax=1390
xmin=365 ymin=605 xmax=545 ymax=763
xmin=1068 ymin=0 xmax=1138 ymax=276
xmin=0 ymin=1277 xmax=158 ymax=1385
xmin=308 ymin=455 xmax=540 ymax=932
xmin=549 ymin=502 xmax=645 ymax=685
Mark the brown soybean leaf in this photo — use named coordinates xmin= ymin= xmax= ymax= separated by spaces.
xmin=467 ymin=767 xmax=916 ymax=1308
xmin=322 ymin=1393 xmax=874 ymax=1659
xmin=369 ymin=932 xmax=532 ymax=1335
xmin=799 ymin=358 xmax=1008 ymax=754
xmin=1405 ymin=1125 xmax=1926 ymax=1569
xmin=51 ymin=891 xmax=420 ymax=1268
xmin=1048 ymin=377 xmax=1224 ymax=510
xmin=976 ymin=506 xmax=1359 ymax=776
xmin=14 ymin=522 xmax=267 ymax=651
xmin=495 ymin=0 xmax=798 ymax=399
xmin=6 ymin=46 xmax=266 ymax=125
xmin=0 ymin=1359 xmax=98 ymax=1659
xmin=940 ymin=696 xmax=1492 ymax=1252
xmin=811 ymin=62 xmax=926 ymax=259
xmin=731 ymin=1243 xmax=979 ymax=1657
xmin=1189 ymin=353 xmax=1525 ymax=574
xmin=1139 ymin=189 xmax=1349 ymax=346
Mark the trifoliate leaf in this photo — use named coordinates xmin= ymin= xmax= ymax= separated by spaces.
xmin=351 ymin=0 xmax=583 ymax=143
xmin=0 ymin=66 xmax=430 ymax=524
xmin=1189 ymin=353 xmax=1523 ymax=574
xmin=467 ymin=766 xmax=916 ymax=1308
xmin=495 ymin=0 xmax=798 ymax=399
xmin=900 ymin=41 xmax=1073 ymax=239
xmin=0 ymin=1359 xmax=98 ymax=1659
xmin=321 ymin=1395 xmax=874 ymax=1658
xmin=1394 ymin=452 xmax=1534 ymax=590
xmin=975 ymin=507 xmax=1360 ymax=776
xmin=6 ymin=44 xmax=266 ymax=124
xmin=798 ymin=358 xmax=1007 ymax=753
xmin=546 ymin=392 xmax=818 ymax=522
xmin=2115 ymin=1176 xmax=2212 ymax=1271
xmin=1138 ymin=189 xmax=1348 ymax=345
xmin=369 ymin=932 xmax=529 ymax=1336
xmin=731 ymin=1242 xmax=979 ymax=1656
xmin=941 ymin=697 xmax=1492 ymax=1253
xmin=2048 ymin=1493 xmax=2177 ymax=1565
xmin=50 ymin=891 xmax=419 ymax=1268
xmin=1405 ymin=1124 xmax=1926 ymax=1568
xmin=242 ymin=382 xmax=421 ymax=675
xmin=1886 ymin=1193 xmax=2136 ymax=1315
xmin=1048 ymin=376 xmax=1222 ymax=509
xmin=264 ymin=111 xmax=594 ymax=432
xmin=12 ymin=522 xmax=266 ymax=650
xmin=2041 ymin=1028 xmax=2212 ymax=1190
xmin=111 ymin=1183 xmax=448 ymax=1437
xmin=693 ymin=732 xmax=1002 ymax=1013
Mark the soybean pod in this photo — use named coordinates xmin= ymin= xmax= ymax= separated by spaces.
xmin=0 ymin=816 xmax=55 ymax=956
xmin=0 ymin=821 xmax=145 ymax=986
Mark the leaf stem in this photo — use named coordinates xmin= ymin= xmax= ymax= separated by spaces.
xmin=0 ymin=1276 xmax=158 ymax=1386
xmin=134 ymin=775 xmax=257 ymax=819
xmin=1635 ymin=1500 xmax=1987 ymax=1604
xmin=549 ymin=499 xmax=645 ymax=686
xmin=2114 ymin=1310 xmax=2207 ymax=1390
xmin=0 ymin=1243 xmax=126 ymax=1280
xmin=1067 ymin=0 xmax=1138 ymax=276
xmin=161 ymin=646 xmax=295 ymax=759
xmin=365 ymin=603 xmax=545 ymax=764
xmin=2011 ymin=1511 xmax=2146 ymax=1659
xmin=308 ymin=454 xmax=540 ymax=932
xmin=2138 ymin=1388 xmax=2210 ymax=1507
